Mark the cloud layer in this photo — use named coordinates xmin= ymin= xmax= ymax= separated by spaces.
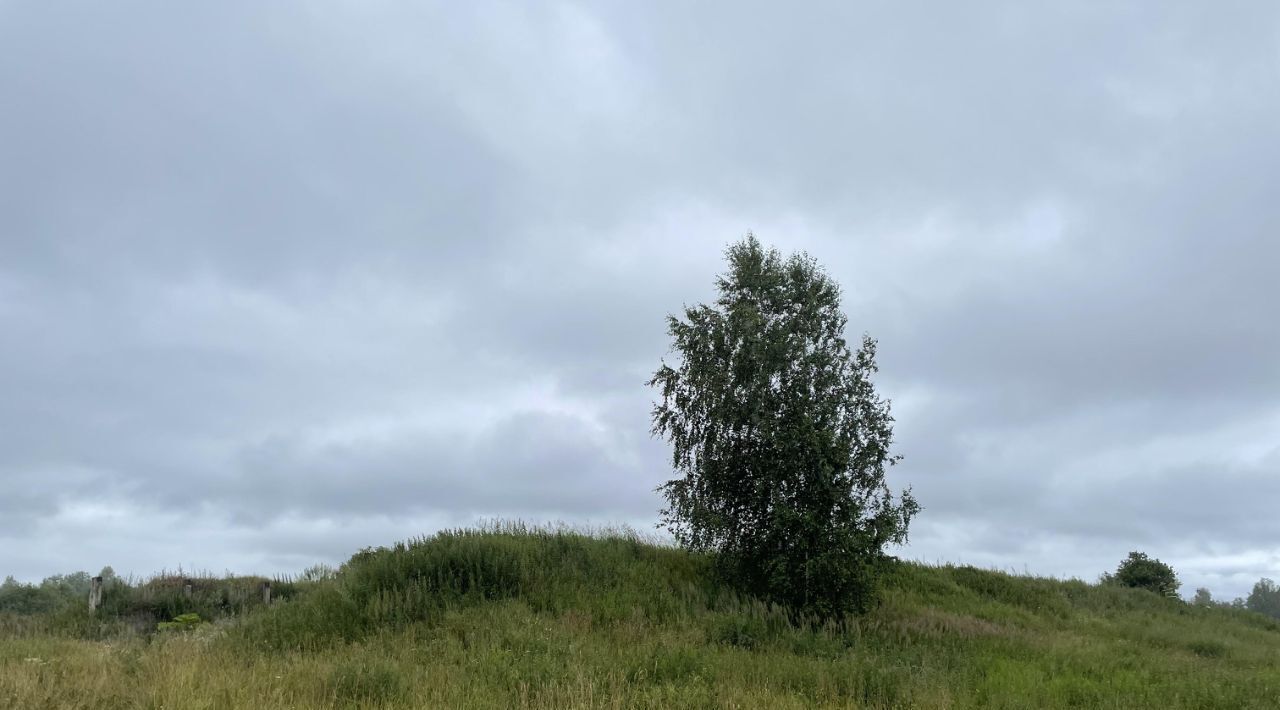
xmin=2 ymin=1 xmax=1277 ymax=600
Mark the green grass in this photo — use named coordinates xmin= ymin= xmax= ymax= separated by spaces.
xmin=2 ymin=522 xmax=1278 ymax=708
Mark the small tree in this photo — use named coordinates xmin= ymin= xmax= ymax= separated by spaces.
xmin=1105 ymin=551 xmax=1180 ymax=598
xmin=1192 ymin=587 xmax=1213 ymax=606
xmin=649 ymin=235 xmax=918 ymax=617
xmin=1245 ymin=578 xmax=1280 ymax=618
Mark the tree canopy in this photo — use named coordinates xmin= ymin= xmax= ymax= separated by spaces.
xmin=1245 ymin=578 xmax=1280 ymax=618
xmin=649 ymin=235 xmax=918 ymax=616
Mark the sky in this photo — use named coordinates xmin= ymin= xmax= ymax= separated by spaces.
xmin=1 ymin=1 xmax=1277 ymax=601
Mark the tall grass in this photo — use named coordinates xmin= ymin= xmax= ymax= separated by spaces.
xmin=236 ymin=521 xmax=724 ymax=651
xmin=3 ymin=522 xmax=1279 ymax=708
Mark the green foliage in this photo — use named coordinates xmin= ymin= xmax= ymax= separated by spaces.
xmin=649 ymin=234 xmax=918 ymax=617
xmin=0 ymin=576 xmax=60 ymax=615
xmin=37 ymin=571 xmax=93 ymax=600
xmin=157 ymin=612 xmax=205 ymax=632
xmin=1104 ymin=551 xmax=1180 ymax=598
xmin=0 ymin=570 xmax=105 ymax=615
xmin=1246 ymin=578 xmax=1280 ymax=618
xmin=1193 ymin=587 xmax=1213 ymax=606
xmin=86 ymin=573 xmax=297 ymax=627
xmin=0 ymin=566 xmax=305 ymax=641
xmin=233 ymin=584 xmax=366 ymax=651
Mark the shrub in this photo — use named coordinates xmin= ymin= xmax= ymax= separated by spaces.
xmin=157 ymin=613 xmax=205 ymax=632
xmin=1103 ymin=552 xmax=1179 ymax=598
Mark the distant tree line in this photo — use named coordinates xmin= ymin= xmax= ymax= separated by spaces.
xmin=1191 ymin=578 xmax=1280 ymax=618
xmin=0 ymin=567 xmax=116 ymax=614
xmin=1101 ymin=551 xmax=1280 ymax=620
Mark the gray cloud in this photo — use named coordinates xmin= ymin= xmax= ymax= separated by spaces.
xmin=2 ymin=0 xmax=1277 ymax=599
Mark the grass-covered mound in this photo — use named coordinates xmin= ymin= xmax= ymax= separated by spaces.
xmin=3 ymin=524 xmax=1280 ymax=708
xmin=235 ymin=522 xmax=724 ymax=652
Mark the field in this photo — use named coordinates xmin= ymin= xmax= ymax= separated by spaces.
xmin=2 ymin=524 xmax=1278 ymax=709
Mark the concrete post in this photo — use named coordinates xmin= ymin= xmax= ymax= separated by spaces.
xmin=89 ymin=576 xmax=103 ymax=611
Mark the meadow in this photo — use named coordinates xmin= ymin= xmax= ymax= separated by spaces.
xmin=2 ymin=523 xmax=1278 ymax=709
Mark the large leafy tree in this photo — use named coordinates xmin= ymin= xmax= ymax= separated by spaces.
xmin=649 ymin=235 xmax=918 ymax=616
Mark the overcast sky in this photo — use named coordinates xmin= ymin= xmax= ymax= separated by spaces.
xmin=2 ymin=1 xmax=1277 ymax=601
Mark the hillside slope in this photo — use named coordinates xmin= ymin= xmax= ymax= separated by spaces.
xmin=2 ymin=524 xmax=1278 ymax=708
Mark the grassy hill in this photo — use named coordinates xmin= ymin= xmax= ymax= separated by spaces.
xmin=2 ymin=523 xmax=1278 ymax=708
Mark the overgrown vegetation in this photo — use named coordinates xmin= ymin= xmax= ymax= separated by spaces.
xmin=0 ymin=571 xmax=105 ymax=615
xmin=0 ymin=567 xmax=297 ymax=641
xmin=3 ymin=524 xmax=1279 ymax=708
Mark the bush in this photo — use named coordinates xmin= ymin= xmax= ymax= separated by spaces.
xmin=1103 ymin=552 xmax=1179 ymax=598
xmin=157 ymin=612 xmax=205 ymax=632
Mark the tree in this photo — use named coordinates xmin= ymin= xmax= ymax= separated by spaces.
xmin=39 ymin=571 xmax=92 ymax=598
xmin=1105 ymin=551 xmax=1180 ymax=598
xmin=0 ymin=575 xmax=58 ymax=614
xmin=1245 ymin=578 xmax=1280 ymax=618
xmin=648 ymin=234 xmax=918 ymax=617
xmin=1192 ymin=587 xmax=1213 ymax=606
